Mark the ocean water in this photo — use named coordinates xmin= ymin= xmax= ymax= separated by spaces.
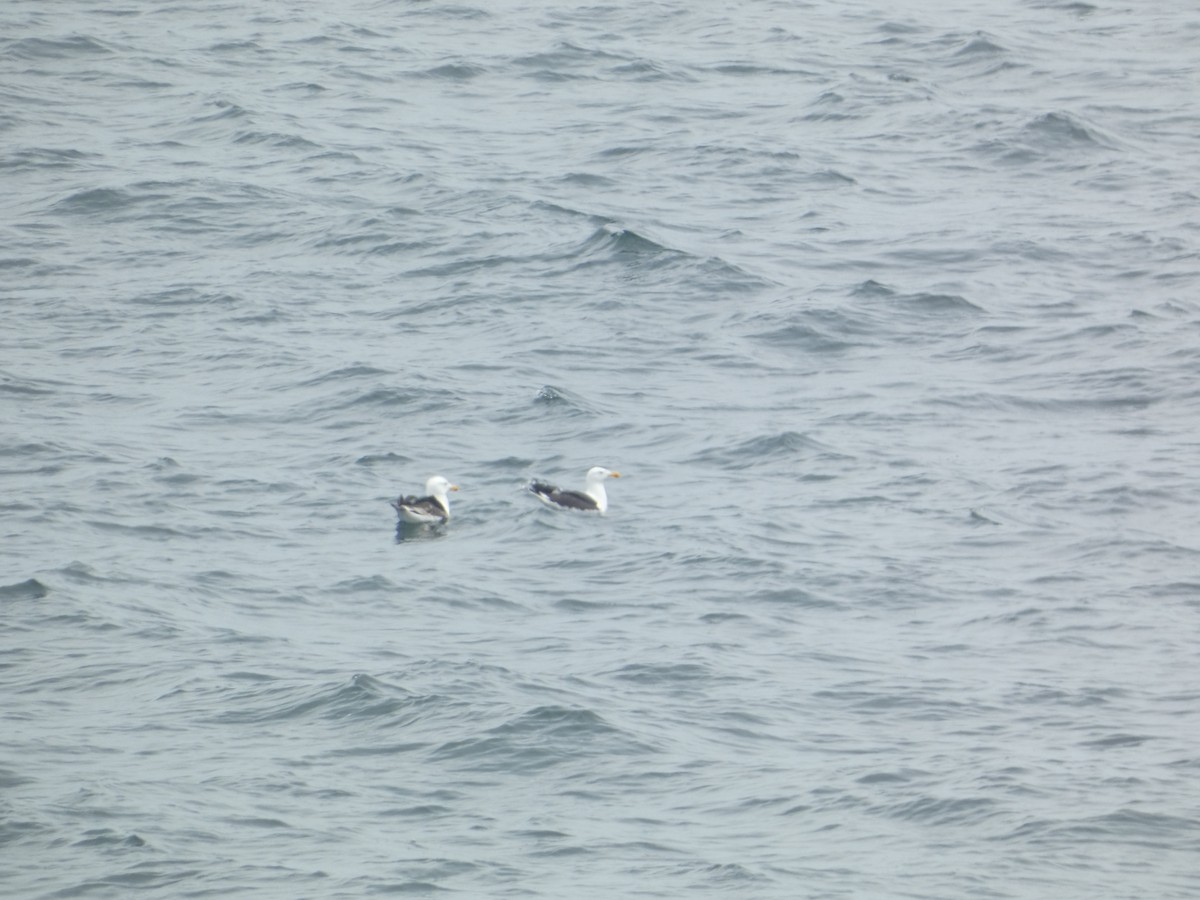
xmin=3 ymin=1 xmax=1200 ymax=897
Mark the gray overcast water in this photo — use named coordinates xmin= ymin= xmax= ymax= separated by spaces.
xmin=3 ymin=1 xmax=1199 ymax=897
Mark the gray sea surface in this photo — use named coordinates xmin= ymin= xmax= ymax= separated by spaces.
xmin=3 ymin=1 xmax=1200 ymax=897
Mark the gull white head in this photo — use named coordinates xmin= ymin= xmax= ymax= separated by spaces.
xmin=583 ymin=466 xmax=621 ymax=512
xmin=425 ymin=475 xmax=459 ymax=508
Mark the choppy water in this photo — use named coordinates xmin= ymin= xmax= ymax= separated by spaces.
xmin=4 ymin=1 xmax=1200 ymax=897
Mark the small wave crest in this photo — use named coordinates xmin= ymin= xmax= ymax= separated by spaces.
xmin=0 ymin=578 xmax=48 ymax=600
xmin=690 ymin=431 xmax=850 ymax=470
xmin=430 ymin=704 xmax=652 ymax=772
xmin=209 ymin=673 xmax=430 ymax=726
xmin=531 ymin=384 xmax=603 ymax=417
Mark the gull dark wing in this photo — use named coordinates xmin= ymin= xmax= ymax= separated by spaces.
xmin=548 ymin=488 xmax=599 ymax=510
xmin=392 ymin=494 xmax=447 ymax=516
xmin=413 ymin=494 xmax=448 ymax=516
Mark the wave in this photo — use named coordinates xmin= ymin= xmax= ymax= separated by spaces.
xmin=0 ymin=372 xmax=60 ymax=397
xmin=876 ymin=794 xmax=1000 ymax=827
xmin=745 ymin=318 xmax=864 ymax=353
xmin=0 ymin=146 xmax=95 ymax=173
xmin=1022 ymin=111 xmax=1116 ymax=149
xmin=0 ymin=578 xmax=48 ymax=600
xmin=429 ymin=704 xmax=653 ymax=773
xmin=415 ymin=61 xmax=488 ymax=81
xmin=294 ymin=382 xmax=464 ymax=428
xmin=53 ymin=187 xmax=138 ymax=215
xmin=973 ymin=111 xmax=1120 ymax=165
xmin=400 ymin=217 xmax=768 ymax=295
xmin=745 ymin=282 xmax=984 ymax=355
xmin=6 ymin=35 xmax=112 ymax=60
xmin=512 ymin=42 xmax=608 ymax=78
xmin=1001 ymin=808 xmax=1200 ymax=845
xmin=851 ymin=279 xmax=984 ymax=313
xmin=529 ymin=384 xmax=604 ymax=418
xmin=952 ymin=34 xmax=1007 ymax=60
xmin=689 ymin=431 xmax=850 ymax=470
xmin=611 ymin=661 xmax=713 ymax=689
xmin=299 ymin=365 xmax=392 ymax=388
xmin=934 ymin=30 xmax=1021 ymax=77
xmin=209 ymin=673 xmax=433 ymax=726
xmin=561 ymin=223 xmax=768 ymax=291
